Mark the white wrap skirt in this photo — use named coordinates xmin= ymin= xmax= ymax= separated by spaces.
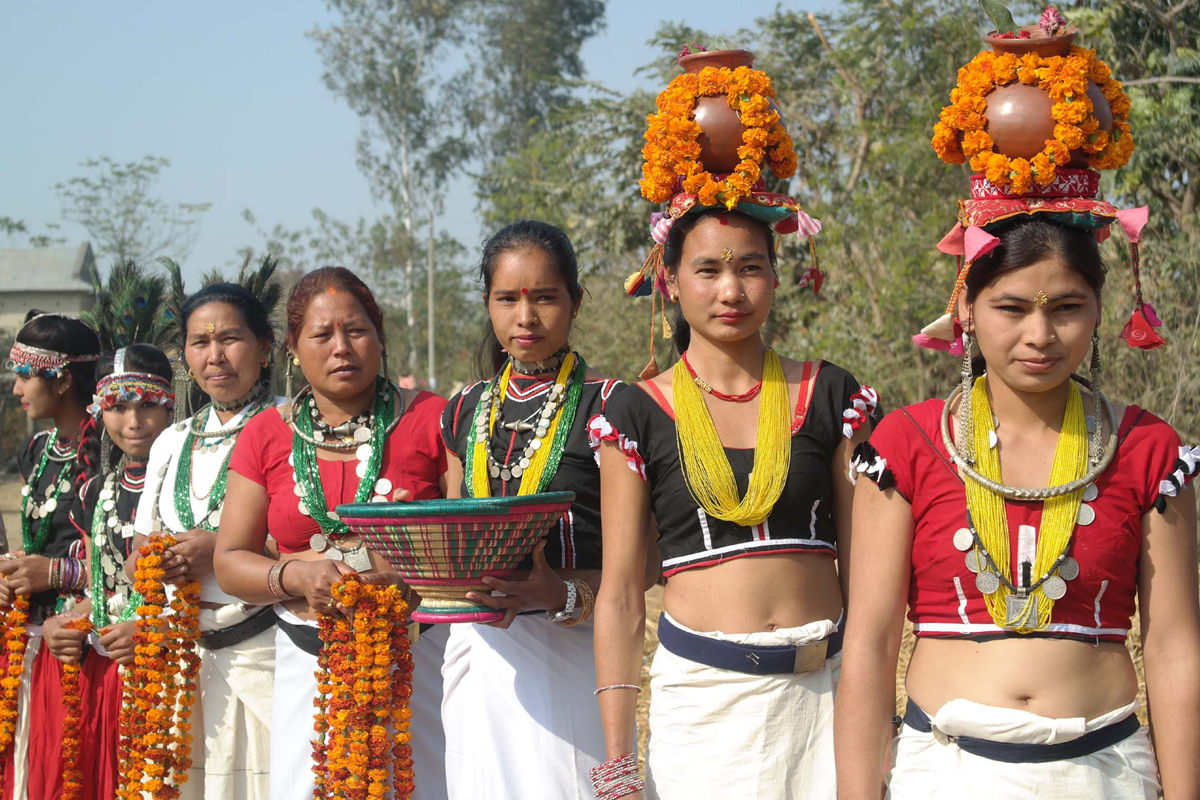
xmin=268 ymin=608 xmax=448 ymax=800
xmin=887 ymin=698 xmax=1160 ymax=799
xmin=441 ymin=615 xmax=607 ymax=799
xmin=645 ymin=613 xmax=841 ymax=800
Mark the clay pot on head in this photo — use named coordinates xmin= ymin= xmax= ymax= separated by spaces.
xmin=978 ymin=27 xmax=1112 ymax=169
xmin=676 ymin=49 xmax=786 ymax=175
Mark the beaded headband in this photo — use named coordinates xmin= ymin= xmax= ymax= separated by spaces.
xmin=6 ymin=342 xmax=101 ymax=379
xmin=89 ymin=349 xmax=176 ymax=415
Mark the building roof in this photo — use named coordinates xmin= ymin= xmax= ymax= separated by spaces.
xmin=0 ymin=243 xmax=94 ymax=293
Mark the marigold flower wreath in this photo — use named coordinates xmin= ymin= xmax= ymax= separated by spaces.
xmin=117 ymin=534 xmax=200 ymax=800
xmin=61 ymin=616 xmax=93 ymax=800
xmin=0 ymin=593 xmax=30 ymax=788
xmin=931 ymin=46 xmax=1134 ymax=191
xmin=312 ymin=573 xmax=414 ymax=800
xmin=641 ymin=65 xmax=798 ymax=209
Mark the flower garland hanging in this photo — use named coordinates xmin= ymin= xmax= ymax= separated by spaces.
xmin=931 ymin=46 xmax=1133 ymax=191
xmin=641 ymin=66 xmax=798 ymax=209
xmin=312 ymin=574 xmax=414 ymax=800
xmin=118 ymin=534 xmax=200 ymax=800
xmin=61 ymin=616 xmax=93 ymax=800
xmin=0 ymin=594 xmax=30 ymax=788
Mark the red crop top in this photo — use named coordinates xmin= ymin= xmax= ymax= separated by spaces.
xmin=856 ymin=399 xmax=1198 ymax=642
xmin=228 ymin=392 xmax=447 ymax=553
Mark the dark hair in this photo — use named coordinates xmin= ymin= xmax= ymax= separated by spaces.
xmin=473 ymin=220 xmax=584 ymax=379
xmin=77 ymin=343 xmax=175 ymax=482
xmin=180 ymin=282 xmax=276 ymax=410
xmin=662 ymin=209 xmax=778 ymax=354
xmin=16 ymin=310 xmax=102 ymax=405
xmin=963 ymin=217 xmax=1106 ymax=374
xmin=285 ymin=267 xmax=385 ymax=349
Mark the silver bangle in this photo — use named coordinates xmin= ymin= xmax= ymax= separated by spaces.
xmin=593 ymin=683 xmax=641 ymax=697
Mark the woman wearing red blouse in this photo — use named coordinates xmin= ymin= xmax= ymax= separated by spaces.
xmin=214 ymin=267 xmax=449 ymax=800
xmin=835 ymin=216 xmax=1200 ymax=799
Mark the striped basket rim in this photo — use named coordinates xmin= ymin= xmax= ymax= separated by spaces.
xmin=336 ymin=491 xmax=575 ymax=520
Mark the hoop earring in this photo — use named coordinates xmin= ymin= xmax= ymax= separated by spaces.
xmin=958 ymin=330 xmax=976 ymax=466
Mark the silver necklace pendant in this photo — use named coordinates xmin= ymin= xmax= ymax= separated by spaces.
xmin=310 ymin=532 xmax=328 ymax=553
xmin=343 ymin=546 xmax=372 ymax=572
xmin=1004 ymin=593 xmax=1038 ymax=627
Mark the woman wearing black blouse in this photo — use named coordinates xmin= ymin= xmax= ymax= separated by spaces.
xmin=439 ymin=221 xmax=645 ymax=799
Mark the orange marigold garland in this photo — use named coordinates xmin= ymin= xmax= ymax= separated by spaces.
xmin=61 ymin=616 xmax=93 ymax=800
xmin=117 ymin=534 xmax=200 ymax=800
xmin=313 ymin=574 xmax=413 ymax=800
xmin=931 ymin=46 xmax=1133 ymax=189
xmin=641 ymin=66 xmax=797 ymax=209
xmin=0 ymin=594 xmax=31 ymax=788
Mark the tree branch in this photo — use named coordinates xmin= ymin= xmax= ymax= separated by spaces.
xmin=1121 ymin=76 xmax=1200 ymax=86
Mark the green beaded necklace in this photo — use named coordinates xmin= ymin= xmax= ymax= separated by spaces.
xmin=464 ymin=356 xmax=586 ymax=497
xmin=20 ymin=429 xmax=76 ymax=554
xmin=88 ymin=469 xmax=141 ymax=628
xmin=172 ymin=396 xmax=272 ymax=531
xmin=292 ymin=377 xmax=397 ymax=538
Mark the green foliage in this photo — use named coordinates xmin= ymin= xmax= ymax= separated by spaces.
xmin=977 ymin=0 xmax=1018 ymax=34
xmin=54 ymin=156 xmax=211 ymax=265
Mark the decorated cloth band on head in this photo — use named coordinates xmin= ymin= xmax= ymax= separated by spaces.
xmin=6 ymin=313 xmax=101 ymax=378
xmin=918 ymin=3 xmax=1160 ymax=355
xmin=88 ymin=347 xmax=176 ymax=415
xmin=626 ymin=44 xmax=823 ymax=376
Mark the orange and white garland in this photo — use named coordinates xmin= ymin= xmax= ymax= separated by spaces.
xmin=0 ymin=594 xmax=30 ymax=787
xmin=313 ymin=574 xmax=415 ymax=800
xmin=641 ymin=65 xmax=798 ymax=209
xmin=61 ymin=616 xmax=94 ymax=800
xmin=932 ymin=46 xmax=1133 ymax=191
xmin=118 ymin=534 xmax=201 ymax=800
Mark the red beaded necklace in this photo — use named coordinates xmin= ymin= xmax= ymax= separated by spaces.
xmin=679 ymin=351 xmax=763 ymax=403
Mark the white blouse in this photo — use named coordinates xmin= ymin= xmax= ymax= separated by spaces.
xmin=136 ymin=397 xmax=286 ymax=604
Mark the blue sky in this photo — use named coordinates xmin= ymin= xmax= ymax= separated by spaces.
xmin=2 ymin=1 xmax=832 ymax=284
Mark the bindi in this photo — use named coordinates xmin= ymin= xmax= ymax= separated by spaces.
xmin=521 ymin=288 xmax=529 ymax=295
xmin=206 ymin=322 xmax=216 ymax=334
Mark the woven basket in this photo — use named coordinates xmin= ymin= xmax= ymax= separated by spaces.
xmin=336 ymin=492 xmax=575 ymax=623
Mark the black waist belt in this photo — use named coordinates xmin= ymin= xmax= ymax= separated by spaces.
xmin=275 ymin=614 xmax=322 ymax=658
xmin=902 ymin=699 xmax=1140 ymax=763
xmin=198 ymin=606 xmax=277 ymax=651
xmin=656 ymin=613 xmax=842 ymax=675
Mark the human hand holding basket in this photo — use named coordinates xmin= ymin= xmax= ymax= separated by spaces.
xmin=336 ymin=491 xmax=575 ymax=624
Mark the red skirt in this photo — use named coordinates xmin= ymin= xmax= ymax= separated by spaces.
xmin=23 ymin=645 xmax=121 ymax=800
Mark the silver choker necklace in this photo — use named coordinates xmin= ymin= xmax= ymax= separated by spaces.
xmin=509 ymin=345 xmax=570 ymax=376
xmin=211 ymin=379 xmax=270 ymax=412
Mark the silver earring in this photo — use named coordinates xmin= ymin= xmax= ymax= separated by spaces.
xmin=100 ymin=428 xmax=113 ymax=476
xmin=284 ymin=355 xmax=295 ymax=403
xmin=958 ymin=331 xmax=976 ymax=466
xmin=1089 ymin=330 xmax=1104 ymax=465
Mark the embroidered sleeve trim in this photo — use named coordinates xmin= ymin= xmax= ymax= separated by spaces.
xmin=842 ymin=385 xmax=880 ymax=440
xmin=1153 ymin=444 xmax=1199 ymax=513
xmin=586 ymin=414 xmax=647 ymax=481
xmin=849 ymin=440 xmax=894 ymax=490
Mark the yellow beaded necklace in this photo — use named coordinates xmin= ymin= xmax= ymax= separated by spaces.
xmin=965 ymin=376 xmax=1087 ymax=632
xmin=672 ymin=349 xmax=791 ymax=528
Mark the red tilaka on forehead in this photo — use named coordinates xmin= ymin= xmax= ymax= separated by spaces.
xmin=521 ymin=287 xmax=529 ymax=295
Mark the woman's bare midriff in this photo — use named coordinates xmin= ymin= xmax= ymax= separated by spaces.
xmin=662 ymin=552 xmax=844 ymax=633
xmin=280 ymin=538 xmax=393 ymax=622
xmin=906 ymin=635 xmax=1138 ymax=720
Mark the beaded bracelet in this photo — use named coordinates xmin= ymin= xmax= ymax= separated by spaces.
xmin=589 ymin=753 xmax=644 ymax=800
xmin=593 ymin=684 xmax=641 ymax=697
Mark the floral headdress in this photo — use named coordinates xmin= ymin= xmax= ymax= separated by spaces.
xmin=6 ymin=314 xmax=101 ymax=379
xmin=628 ymin=46 xmax=822 ymax=375
xmin=88 ymin=348 xmax=176 ymax=416
xmin=918 ymin=5 xmax=1159 ymax=353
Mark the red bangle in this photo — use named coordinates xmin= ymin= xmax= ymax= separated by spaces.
xmin=589 ymin=753 xmax=643 ymax=799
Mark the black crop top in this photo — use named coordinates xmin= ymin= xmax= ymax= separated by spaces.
xmin=69 ymin=465 xmax=142 ymax=601
xmin=601 ymin=360 xmax=877 ymax=577
xmin=16 ymin=431 xmax=85 ymax=624
xmin=442 ymin=372 xmax=626 ymax=571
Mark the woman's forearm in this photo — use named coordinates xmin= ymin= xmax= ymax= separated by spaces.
xmin=594 ymin=579 xmax=646 ymax=759
xmin=834 ymin=639 xmax=900 ymax=799
xmin=1144 ymin=636 xmax=1200 ymax=799
xmin=213 ymin=548 xmax=283 ymax=605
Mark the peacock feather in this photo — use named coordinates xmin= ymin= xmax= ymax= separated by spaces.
xmin=81 ymin=260 xmax=171 ymax=352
